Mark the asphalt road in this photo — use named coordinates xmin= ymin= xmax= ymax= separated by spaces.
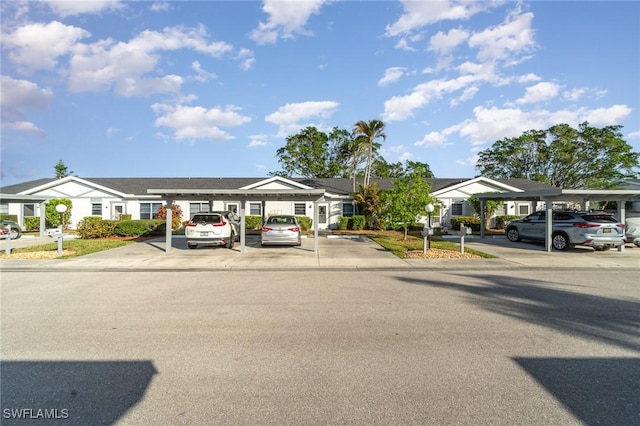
xmin=1 ymin=268 xmax=639 ymax=425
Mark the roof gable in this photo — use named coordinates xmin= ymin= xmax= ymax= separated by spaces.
xmin=241 ymin=176 xmax=313 ymax=190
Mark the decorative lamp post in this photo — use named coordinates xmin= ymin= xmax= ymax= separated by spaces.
xmin=55 ymin=204 xmax=67 ymax=255
xmin=425 ymin=203 xmax=435 ymax=251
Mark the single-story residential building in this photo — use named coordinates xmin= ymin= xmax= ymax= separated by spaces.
xmin=0 ymin=175 xmax=559 ymax=231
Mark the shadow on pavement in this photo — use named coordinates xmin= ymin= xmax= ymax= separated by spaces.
xmin=395 ymin=273 xmax=640 ymax=352
xmin=513 ymin=357 xmax=640 ymax=425
xmin=1 ymin=360 xmax=157 ymax=425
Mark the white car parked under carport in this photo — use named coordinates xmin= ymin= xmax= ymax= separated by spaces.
xmin=625 ymin=217 xmax=640 ymax=247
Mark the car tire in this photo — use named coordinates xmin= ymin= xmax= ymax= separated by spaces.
xmin=9 ymin=227 xmax=21 ymax=239
xmin=506 ymin=227 xmax=520 ymax=242
xmin=552 ymin=232 xmax=570 ymax=251
xmin=594 ymin=246 xmax=610 ymax=251
xmin=226 ymin=234 xmax=234 ymax=249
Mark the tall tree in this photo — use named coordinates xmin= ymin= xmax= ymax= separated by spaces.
xmin=271 ymin=126 xmax=353 ymax=178
xmin=476 ymin=122 xmax=640 ymax=188
xmin=382 ymin=169 xmax=434 ymax=240
xmin=54 ymin=159 xmax=74 ymax=178
xmin=352 ymin=182 xmax=384 ymax=230
xmin=353 ymin=119 xmax=386 ymax=186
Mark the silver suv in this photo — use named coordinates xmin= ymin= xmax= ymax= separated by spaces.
xmin=185 ymin=211 xmax=240 ymax=249
xmin=505 ymin=210 xmax=625 ymax=251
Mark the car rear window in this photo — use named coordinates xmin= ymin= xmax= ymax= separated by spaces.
xmin=192 ymin=214 xmax=223 ymax=224
xmin=267 ymin=216 xmax=295 ymax=224
xmin=581 ymin=214 xmax=618 ymax=223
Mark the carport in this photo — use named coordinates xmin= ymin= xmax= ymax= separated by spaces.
xmin=475 ymin=189 xmax=640 ymax=252
xmin=0 ymin=194 xmax=52 ymax=236
xmin=147 ymin=188 xmax=326 ymax=253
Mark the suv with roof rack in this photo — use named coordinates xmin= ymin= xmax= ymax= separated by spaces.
xmin=505 ymin=210 xmax=625 ymax=251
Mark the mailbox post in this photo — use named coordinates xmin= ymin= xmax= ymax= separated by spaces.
xmin=55 ymin=204 xmax=67 ymax=255
xmin=458 ymin=223 xmax=472 ymax=253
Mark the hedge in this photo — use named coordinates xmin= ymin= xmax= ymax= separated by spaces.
xmin=449 ymin=216 xmax=481 ymax=232
xmin=245 ymin=215 xmax=263 ymax=230
xmin=351 ymin=215 xmax=366 ymax=230
xmin=0 ymin=214 xmax=18 ymax=222
xmin=23 ymin=217 xmax=41 ymax=230
xmin=338 ymin=216 xmax=350 ymax=230
xmin=296 ymin=216 xmax=312 ymax=232
xmin=495 ymin=215 xmax=522 ymax=229
xmin=77 ymin=217 xmax=165 ymax=239
xmin=77 ymin=217 xmax=117 ymax=239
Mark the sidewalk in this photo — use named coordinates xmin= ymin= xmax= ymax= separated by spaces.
xmin=1 ymin=234 xmax=638 ymax=271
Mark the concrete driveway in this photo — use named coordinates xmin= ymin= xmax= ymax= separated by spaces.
xmin=2 ymin=233 xmax=639 ymax=271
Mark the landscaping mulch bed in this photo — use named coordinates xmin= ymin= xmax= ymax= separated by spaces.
xmin=405 ymin=249 xmax=479 ymax=259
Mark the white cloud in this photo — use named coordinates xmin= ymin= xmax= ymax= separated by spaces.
xmin=248 ymin=134 xmax=269 ymax=147
xmin=0 ymin=75 xmax=52 ymax=136
xmin=67 ymin=25 xmax=232 ymax=95
xmin=265 ymin=101 xmax=339 ymax=136
xmin=250 ymin=0 xmax=328 ymax=45
xmin=385 ymin=0 xmax=503 ymax=37
xmin=582 ymin=105 xmax=632 ymax=126
xmin=236 ymin=48 xmax=255 ymax=71
xmin=468 ymin=10 xmax=536 ymax=64
xmin=150 ymin=2 xmax=170 ymax=12
xmin=192 ymin=61 xmax=217 ymax=82
xmin=627 ymin=131 xmax=640 ymax=139
xmin=428 ymin=27 xmax=469 ymax=56
xmin=152 ymin=103 xmax=251 ymax=142
xmin=378 ymin=67 xmax=406 ymax=87
xmin=563 ymin=88 xmax=586 ymax=102
xmin=516 ymin=81 xmax=561 ymax=104
xmin=415 ymin=131 xmax=450 ymax=147
xmin=2 ymin=21 xmax=90 ymax=72
xmin=42 ymin=0 xmax=123 ymax=17
xmin=518 ymin=73 xmax=541 ymax=83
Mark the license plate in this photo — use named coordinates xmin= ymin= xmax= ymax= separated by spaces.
xmin=200 ymin=232 xmax=208 ymax=236
xmin=603 ymin=228 xmax=611 ymax=233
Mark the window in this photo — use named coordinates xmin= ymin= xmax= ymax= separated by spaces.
xmin=294 ymin=203 xmax=306 ymax=215
xmin=140 ymin=202 xmax=162 ymax=219
xmin=518 ymin=204 xmax=530 ymax=215
xmin=249 ymin=202 xmax=262 ymax=216
xmin=190 ymin=202 xmax=210 ymax=216
xmin=91 ymin=203 xmax=102 ymax=215
xmin=342 ymin=202 xmax=354 ymax=217
xmin=451 ymin=202 xmax=463 ymax=216
xmin=23 ymin=204 xmax=36 ymax=217
xmin=0 ymin=204 xmax=8 ymax=215
xmin=226 ymin=203 xmax=238 ymax=214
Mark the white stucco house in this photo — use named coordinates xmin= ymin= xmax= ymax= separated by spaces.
xmin=0 ymin=175 xmax=558 ymax=230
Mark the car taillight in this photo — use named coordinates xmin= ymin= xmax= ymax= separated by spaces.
xmin=573 ymin=223 xmax=600 ymax=228
xmin=212 ymin=220 xmax=227 ymax=227
xmin=288 ymin=227 xmax=300 ymax=232
xmin=262 ymin=227 xmax=272 ymax=232
xmin=186 ymin=222 xmax=197 ymax=227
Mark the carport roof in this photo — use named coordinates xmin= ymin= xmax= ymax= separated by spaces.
xmin=474 ymin=189 xmax=640 ymax=202
xmin=147 ymin=188 xmax=327 ymax=201
xmin=0 ymin=194 xmax=53 ymax=203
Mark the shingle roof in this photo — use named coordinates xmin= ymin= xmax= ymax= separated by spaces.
xmin=1 ymin=176 xmax=558 ymax=196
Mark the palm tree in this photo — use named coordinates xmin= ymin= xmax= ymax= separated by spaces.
xmin=353 ymin=119 xmax=386 ymax=187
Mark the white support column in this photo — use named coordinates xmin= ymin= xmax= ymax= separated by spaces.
xmin=165 ymin=198 xmax=173 ymax=253
xmin=313 ymin=199 xmax=319 ymax=253
xmin=39 ymin=202 xmax=48 ymax=236
xmin=545 ymin=199 xmax=553 ymax=252
xmin=618 ymin=199 xmax=626 ymax=252
xmin=480 ymin=199 xmax=486 ymax=239
xmin=240 ymin=199 xmax=246 ymax=253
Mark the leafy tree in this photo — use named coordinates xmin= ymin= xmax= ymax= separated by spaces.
xmin=272 ymin=126 xmax=355 ymax=178
xmin=353 ymin=119 xmax=386 ymax=186
xmin=468 ymin=194 xmax=503 ymax=229
xmin=382 ymin=170 xmax=434 ymax=240
xmin=156 ymin=203 xmax=183 ymax=230
xmin=476 ymin=122 xmax=640 ymax=188
xmin=45 ymin=199 xmax=72 ymax=229
xmin=54 ymin=159 xmax=74 ymax=178
xmin=353 ymin=183 xmax=384 ymax=230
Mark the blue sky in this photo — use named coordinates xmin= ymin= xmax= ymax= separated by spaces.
xmin=1 ymin=0 xmax=639 ymax=187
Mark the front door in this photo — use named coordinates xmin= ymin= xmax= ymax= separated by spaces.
xmin=112 ymin=203 xmax=125 ymax=220
xmin=318 ymin=204 xmax=327 ymax=227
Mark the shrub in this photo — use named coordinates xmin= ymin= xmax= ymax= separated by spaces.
xmin=77 ymin=217 xmax=117 ymax=239
xmin=351 ymin=215 xmax=366 ymax=230
xmin=495 ymin=215 xmax=522 ymax=229
xmin=120 ymin=214 xmax=132 ymax=221
xmin=245 ymin=215 xmax=263 ymax=230
xmin=156 ymin=204 xmax=183 ymax=230
xmin=114 ymin=220 xmax=150 ymax=237
xmin=449 ymin=216 xmax=481 ymax=232
xmin=0 ymin=214 xmax=18 ymax=222
xmin=337 ymin=216 xmax=350 ymax=230
xmin=23 ymin=217 xmax=41 ymax=231
xmin=296 ymin=216 xmax=312 ymax=232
